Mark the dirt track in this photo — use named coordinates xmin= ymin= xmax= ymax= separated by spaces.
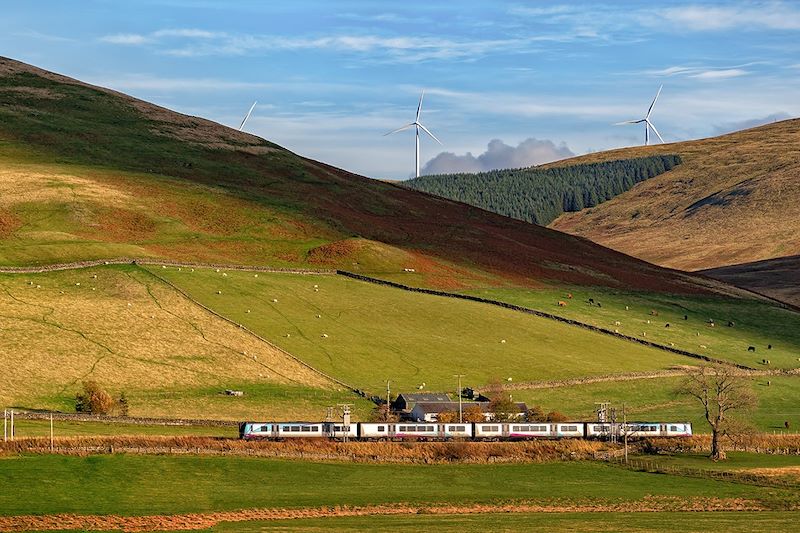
xmin=0 ymin=498 xmax=769 ymax=532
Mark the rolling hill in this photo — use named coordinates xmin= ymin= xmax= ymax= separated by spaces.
xmin=548 ymin=119 xmax=800 ymax=274
xmin=0 ymin=56 xmax=738 ymax=295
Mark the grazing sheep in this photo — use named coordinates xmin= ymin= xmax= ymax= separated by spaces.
xmin=246 ymin=310 xmax=251 ymax=313
xmin=507 ymin=377 xmax=513 ymax=382
xmin=625 ymin=305 xmax=629 ymax=311
xmin=37 ymin=285 xmax=41 ymax=289
xmin=321 ymin=333 xmax=328 ymax=338
xmin=614 ymin=329 xmax=619 ymax=333
xmin=670 ymin=342 xmax=675 ymax=347
xmin=567 ymin=293 xmax=573 ymax=299
xmin=700 ymin=344 xmax=707 ymax=349
xmin=215 ymin=269 xmax=220 ymax=273
xmin=92 ymin=274 xmax=97 ymax=279
xmin=500 ymin=339 xmax=506 ymax=344
xmin=75 ymin=282 xmax=80 ymax=286
xmin=768 ymin=344 xmax=773 ymax=350
xmin=684 ymin=315 xmax=688 ymax=320
xmin=650 ymin=310 xmax=659 ymax=316
xmin=642 ymin=332 xmax=647 ymax=337
xmin=558 ymin=301 xmax=568 ymax=307
xmin=665 ymin=323 xmax=670 ymax=328
xmin=216 ymin=290 xmax=222 ymax=295
xmin=646 ymin=320 xmax=651 ymax=324
xmin=588 ymin=298 xmax=595 ymax=304
xmin=748 ymin=346 xmax=756 ymax=352
xmin=597 ymin=302 xmax=602 ymax=308
xmin=316 ymin=314 xmax=321 ymax=319
xmin=272 ymin=298 xmax=278 ymax=303
xmin=162 ymin=266 xmax=166 ymax=269
xmin=614 ymin=321 xmax=621 ymax=326
xmin=313 ymin=284 xmax=319 ymax=289
xmin=728 ymin=321 xmax=735 ymax=327
xmin=191 ymin=268 xmax=195 ymax=272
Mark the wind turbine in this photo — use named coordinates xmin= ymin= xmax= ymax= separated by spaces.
xmin=238 ymin=101 xmax=257 ymax=131
xmin=384 ymin=90 xmax=442 ymax=178
xmin=615 ymin=85 xmax=664 ymax=145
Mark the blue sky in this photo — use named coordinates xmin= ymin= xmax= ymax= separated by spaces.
xmin=1 ymin=1 xmax=799 ymax=179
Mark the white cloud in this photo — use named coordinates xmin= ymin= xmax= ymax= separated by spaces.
xmin=658 ymin=3 xmax=800 ymax=31
xmin=689 ymin=69 xmax=749 ymax=80
xmin=421 ymin=138 xmax=574 ymax=175
xmin=100 ymin=33 xmax=151 ymax=45
xmin=85 ymin=74 xmax=275 ymax=92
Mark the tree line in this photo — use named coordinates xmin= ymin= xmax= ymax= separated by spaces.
xmin=405 ymin=155 xmax=682 ymax=225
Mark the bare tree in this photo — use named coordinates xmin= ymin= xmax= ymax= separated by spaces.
xmin=677 ymin=364 xmax=757 ymax=461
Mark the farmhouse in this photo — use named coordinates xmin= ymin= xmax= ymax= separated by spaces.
xmin=393 ymin=392 xmax=452 ymax=413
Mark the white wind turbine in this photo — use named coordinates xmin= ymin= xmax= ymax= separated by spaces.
xmin=384 ymin=90 xmax=442 ymax=178
xmin=615 ymin=85 xmax=664 ymax=145
xmin=238 ymin=101 xmax=257 ymax=131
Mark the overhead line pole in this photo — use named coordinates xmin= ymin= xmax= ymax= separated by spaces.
xmin=454 ymin=374 xmax=465 ymax=423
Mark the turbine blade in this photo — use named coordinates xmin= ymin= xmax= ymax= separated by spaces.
xmin=647 ymin=120 xmax=665 ymax=143
xmin=418 ymin=123 xmax=442 ymax=144
xmin=416 ymin=90 xmax=425 ymax=122
xmin=614 ymin=119 xmax=645 ymax=125
xmin=238 ymin=101 xmax=257 ymax=131
xmin=383 ymin=123 xmax=415 ymax=136
xmin=645 ymin=84 xmax=663 ymax=120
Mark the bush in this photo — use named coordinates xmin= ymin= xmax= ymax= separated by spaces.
xmin=526 ymin=405 xmax=545 ymax=422
xmin=545 ymin=411 xmax=568 ymax=422
xmin=75 ymin=381 xmax=115 ymax=415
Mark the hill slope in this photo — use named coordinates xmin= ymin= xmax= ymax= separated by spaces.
xmin=549 ymin=119 xmax=800 ymax=272
xmin=0 ymin=56 xmax=734 ymax=295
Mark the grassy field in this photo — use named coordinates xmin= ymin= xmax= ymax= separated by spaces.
xmin=0 ymin=455 xmax=794 ymax=516
xmin=9 ymin=418 xmax=236 ymax=438
xmin=207 ymin=512 xmax=800 ymax=532
xmin=0 ymin=264 xmax=373 ymax=420
xmin=149 ymin=267 xmax=693 ymax=395
xmin=461 ymin=285 xmax=800 ymax=370
xmin=510 ymin=375 xmax=800 ymax=431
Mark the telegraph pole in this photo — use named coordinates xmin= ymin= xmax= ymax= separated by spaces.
xmin=9 ymin=410 xmax=13 ymax=441
xmin=622 ymin=403 xmax=628 ymax=465
xmin=50 ymin=413 xmax=54 ymax=452
xmin=3 ymin=409 xmax=6 ymax=442
xmin=454 ymin=374 xmax=465 ymax=423
xmin=386 ymin=380 xmax=391 ymax=421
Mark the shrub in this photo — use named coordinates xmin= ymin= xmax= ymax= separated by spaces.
xmin=75 ymin=381 xmax=115 ymax=415
xmin=527 ymin=405 xmax=545 ymax=422
xmin=545 ymin=411 xmax=568 ymax=422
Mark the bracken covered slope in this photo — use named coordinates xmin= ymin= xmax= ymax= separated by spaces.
xmin=0 ymin=57 xmax=734 ymax=295
xmin=549 ymin=119 xmax=800 ymax=272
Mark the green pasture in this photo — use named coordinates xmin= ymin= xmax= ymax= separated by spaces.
xmin=511 ymin=375 xmax=800 ymax=432
xmin=7 ymin=418 xmax=235 ymax=438
xmin=0 ymin=455 xmax=793 ymax=517
xmin=462 ymin=286 xmax=800 ymax=370
xmin=149 ymin=267 xmax=692 ymax=394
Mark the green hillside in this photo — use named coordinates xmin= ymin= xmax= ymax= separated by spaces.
xmin=0 ymin=56 xmax=734 ymax=294
xmin=406 ymin=155 xmax=681 ymax=225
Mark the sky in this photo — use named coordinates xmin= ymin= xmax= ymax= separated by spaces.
xmin=1 ymin=1 xmax=798 ymax=179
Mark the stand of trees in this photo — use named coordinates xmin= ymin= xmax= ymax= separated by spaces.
xmin=406 ymin=155 xmax=682 ymax=226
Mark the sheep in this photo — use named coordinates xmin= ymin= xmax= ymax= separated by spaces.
xmin=254 ymin=274 xmax=258 ymax=278
xmin=558 ymin=301 xmax=568 ymax=307
xmin=625 ymin=305 xmax=629 ymax=311
xmin=642 ymin=332 xmax=647 ymax=337
xmin=567 ymin=293 xmax=573 ymax=299
xmin=684 ymin=315 xmax=688 ymax=320
xmin=614 ymin=329 xmax=619 ymax=333
xmin=727 ymin=321 xmax=735 ymax=327
xmin=665 ymin=323 xmax=670 ymax=328
xmin=768 ymin=344 xmax=773 ymax=350
xmin=588 ymin=298 xmax=595 ymax=304
xmin=597 ymin=302 xmax=602 ymax=308
xmin=91 ymin=274 xmax=97 ymax=279
xmin=500 ymin=339 xmax=507 ymax=344
xmin=646 ymin=320 xmax=651 ymax=324
xmin=316 ymin=314 xmax=322 ymax=319
xmin=321 ymin=333 xmax=328 ymax=338
xmin=75 ymin=282 xmax=80 ymax=286
xmin=216 ymin=290 xmax=222 ymax=295
xmin=614 ymin=321 xmax=621 ymax=326
xmin=272 ymin=298 xmax=278 ymax=303
xmin=700 ymin=344 xmax=707 ymax=349
xmin=670 ymin=342 xmax=675 ymax=347
xmin=507 ymin=377 xmax=513 ymax=382
xmin=748 ymin=346 xmax=756 ymax=352
xmin=313 ymin=284 xmax=319 ymax=289
xmin=162 ymin=266 xmax=166 ymax=269
xmin=246 ymin=310 xmax=251 ymax=314
xmin=36 ymin=285 xmax=41 ymax=289
xmin=285 ymin=333 xmax=291 ymax=338
xmin=215 ymin=269 xmax=220 ymax=273
xmin=650 ymin=309 xmax=659 ymax=316
xmin=222 ymin=272 xmax=228 ymax=277
xmin=191 ymin=268 xmax=195 ymax=272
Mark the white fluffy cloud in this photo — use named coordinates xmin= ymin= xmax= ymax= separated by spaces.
xmin=421 ymin=138 xmax=574 ymax=175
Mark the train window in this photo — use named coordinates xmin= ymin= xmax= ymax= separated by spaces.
xmin=455 ymin=426 xmax=465 ymax=432
xmin=670 ymin=425 xmax=679 ymax=432
xmin=260 ymin=425 xmax=269 ymax=432
xmin=531 ymin=425 xmax=546 ymax=432
xmin=512 ymin=426 xmax=520 ymax=431
xmin=563 ymin=425 xmax=578 ymax=432
xmin=426 ymin=426 xmax=435 ymax=431
xmin=377 ymin=426 xmax=385 ymax=432
xmin=301 ymin=426 xmax=310 ymax=432
xmin=291 ymin=426 xmax=300 ymax=432
xmin=398 ymin=426 xmax=407 ymax=431
xmin=489 ymin=425 xmax=499 ymax=432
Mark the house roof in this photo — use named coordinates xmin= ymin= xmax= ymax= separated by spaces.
xmin=397 ymin=393 xmax=452 ymax=404
xmin=411 ymin=401 xmax=490 ymax=414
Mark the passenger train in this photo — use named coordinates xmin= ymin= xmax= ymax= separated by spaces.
xmin=239 ymin=421 xmax=692 ymax=440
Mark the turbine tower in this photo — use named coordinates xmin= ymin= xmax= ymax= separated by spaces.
xmin=384 ymin=90 xmax=441 ymax=177
xmin=239 ymin=101 xmax=257 ymax=132
xmin=615 ymin=85 xmax=664 ymax=145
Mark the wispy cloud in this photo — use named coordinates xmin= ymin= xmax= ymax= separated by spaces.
xmin=657 ymin=2 xmax=800 ymax=31
xmin=644 ymin=64 xmax=754 ymax=80
xmin=85 ymin=73 xmax=275 ymax=92
xmin=100 ymin=33 xmax=152 ymax=45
